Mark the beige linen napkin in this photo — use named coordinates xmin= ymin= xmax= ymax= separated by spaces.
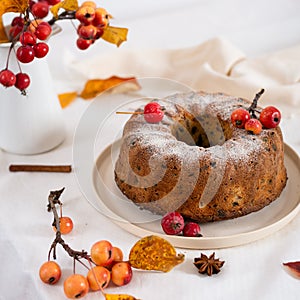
xmin=70 ymin=37 xmax=300 ymax=115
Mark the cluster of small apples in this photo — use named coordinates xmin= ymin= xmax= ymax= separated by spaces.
xmin=161 ymin=211 xmax=202 ymax=237
xmin=75 ymin=1 xmax=111 ymax=50
xmin=40 ymin=240 xmax=132 ymax=299
xmin=0 ymin=18 xmax=52 ymax=92
xmin=231 ymin=105 xmax=281 ymax=135
xmin=230 ymin=90 xmax=281 ymax=135
xmin=0 ymin=1 xmax=114 ymax=94
xmin=39 ymin=199 xmax=133 ymax=299
xmin=0 ymin=1 xmax=56 ymax=93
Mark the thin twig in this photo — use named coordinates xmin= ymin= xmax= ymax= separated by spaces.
xmin=248 ymin=89 xmax=265 ymax=117
xmin=48 ymin=11 xmax=76 ymax=25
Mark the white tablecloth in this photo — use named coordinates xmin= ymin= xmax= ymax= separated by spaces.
xmin=0 ymin=1 xmax=299 ymax=299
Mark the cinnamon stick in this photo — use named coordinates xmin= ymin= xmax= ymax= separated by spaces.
xmin=9 ymin=164 xmax=72 ymax=173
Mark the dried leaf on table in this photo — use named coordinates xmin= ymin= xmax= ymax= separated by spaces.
xmin=0 ymin=0 xmax=29 ymax=43
xmin=79 ymin=76 xmax=140 ymax=100
xmin=58 ymin=92 xmax=77 ymax=108
xmin=102 ymin=25 xmax=128 ymax=47
xmin=283 ymin=261 xmax=300 ymax=279
xmin=50 ymin=0 xmax=79 ymax=18
xmin=104 ymin=293 xmax=140 ymax=300
xmin=129 ymin=235 xmax=185 ymax=272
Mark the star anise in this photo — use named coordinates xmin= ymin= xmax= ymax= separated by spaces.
xmin=194 ymin=252 xmax=225 ymax=276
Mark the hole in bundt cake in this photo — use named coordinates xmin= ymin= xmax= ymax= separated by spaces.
xmin=171 ymin=112 xmax=233 ymax=148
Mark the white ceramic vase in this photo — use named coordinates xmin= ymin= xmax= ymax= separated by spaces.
xmin=0 ymin=42 xmax=65 ymax=155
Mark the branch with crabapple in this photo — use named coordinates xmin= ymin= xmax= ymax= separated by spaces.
xmin=0 ymin=0 xmax=128 ymax=95
xmin=230 ymin=89 xmax=282 ymax=134
xmin=41 ymin=188 xmax=137 ymax=299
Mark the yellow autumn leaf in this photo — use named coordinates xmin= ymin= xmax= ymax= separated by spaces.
xmin=102 ymin=25 xmax=128 ymax=47
xmin=50 ymin=0 xmax=79 ymax=18
xmin=0 ymin=0 xmax=29 ymax=43
xmin=58 ymin=91 xmax=77 ymax=108
xmin=104 ymin=294 xmax=141 ymax=300
xmin=79 ymin=76 xmax=140 ymax=100
xmin=129 ymin=235 xmax=185 ymax=273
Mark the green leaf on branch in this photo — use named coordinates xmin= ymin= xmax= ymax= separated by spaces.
xmin=0 ymin=0 xmax=29 ymax=43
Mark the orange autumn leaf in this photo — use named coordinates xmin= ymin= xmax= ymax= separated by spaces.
xmin=79 ymin=76 xmax=140 ymax=100
xmin=58 ymin=92 xmax=77 ymax=108
xmin=0 ymin=0 xmax=29 ymax=43
xmin=50 ymin=0 xmax=79 ymax=18
xmin=129 ymin=235 xmax=185 ymax=273
xmin=102 ymin=25 xmax=128 ymax=47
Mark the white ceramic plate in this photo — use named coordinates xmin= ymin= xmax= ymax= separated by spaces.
xmin=73 ymin=78 xmax=300 ymax=249
xmin=91 ymin=140 xmax=300 ymax=249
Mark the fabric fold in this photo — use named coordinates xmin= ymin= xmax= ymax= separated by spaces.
xmin=70 ymin=37 xmax=300 ymax=114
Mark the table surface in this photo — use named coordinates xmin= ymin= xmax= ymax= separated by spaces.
xmin=0 ymin=1 xmax=300 ymax=299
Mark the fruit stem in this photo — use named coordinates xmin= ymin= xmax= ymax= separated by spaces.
xmin=48 ymin=10 xmax=76 ymax=26
xmin=248 ymin=88 xmax=265 ymax=118
xmin=5 ymin=43 xmax=15 ymax=69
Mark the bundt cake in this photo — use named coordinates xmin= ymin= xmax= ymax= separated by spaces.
xmin=114 ymin=91 xmax=287 ymax=222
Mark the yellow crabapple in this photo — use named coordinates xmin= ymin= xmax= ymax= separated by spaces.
xmin=90 ymin=240 xmax=114 ymax=267
xmin=111 ymin=262 xmax=133 ymax=286
xmin=63 ymin=274 xmax=89 ymax=299
xmin=86 ymin=266 xmax=111 ymax=291
xmin=39 ymin=261 xmax=61 ymax=284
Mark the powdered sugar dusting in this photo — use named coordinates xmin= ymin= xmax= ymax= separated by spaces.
xmin=122 ymin=91 xmax=264 ymax=166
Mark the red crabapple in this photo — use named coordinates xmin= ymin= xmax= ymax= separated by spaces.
xmin=77 ymin=24 xmax=97 ymax=40
xmin=31 ymin=2 xmax=49 ymax=19
xmin=15 ymin=73 xmax=30 ymax=91
xmin=231 ymin=108 xmax=251 ymax=128
xmin=183 ymin=222 xmax=202 ymax=237
xmin=144 ymin=102 xmax=164 ymax=123
xmin=35 ymin=22 xmax=52 ymax=40
xmin=259 ymin=106 xmax=281 ymax=128
xmin=161 ymin=211 xmax=184 ymax=235
xmin=11 ymin=16 xmax=24 ymax=27
xmin=33 ymin=42 xmax=49 ymax=58
xmin=0 ymin=69 xmax=16 ymax=87
xmin=9 ymin=25 xmax=23 ymax=40
xmin=76 ymin=37 xmax=93 ymax=50
xmin=92 ymin=8 xmax=111 ymax=28
xmin=245 ymin=118 xmax=262 ymax=135
xmin=19 ymin=31 xmax=37 ymax=46
xmin=16 ymin=45 xmax=35 ymax=63
xmin=75 ymin=5 xmax=96 ymax=25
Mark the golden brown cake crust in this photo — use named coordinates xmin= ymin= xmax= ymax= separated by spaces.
xmin=114 ymin=91 xmax=287 ymax=222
